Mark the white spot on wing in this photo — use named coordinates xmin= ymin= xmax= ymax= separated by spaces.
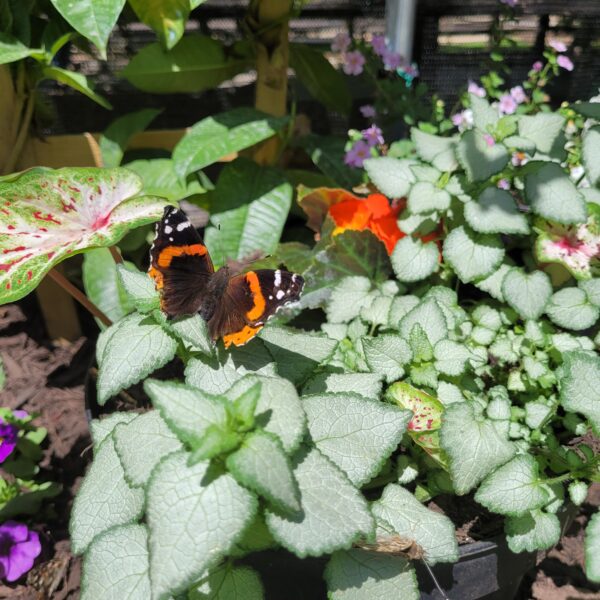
xmin=274 ymin=270 xmax=282 ymax=287
xmin=177 ymin=221 xmax=191 ymax=231
xmin=276 ymin=290 xmax=285 ymax=300
xmin=164 ymin=225 xmax=173 ymax=234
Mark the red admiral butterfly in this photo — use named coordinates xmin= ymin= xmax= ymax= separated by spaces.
xmin=148 ymin=206 xmax=304 ymax=348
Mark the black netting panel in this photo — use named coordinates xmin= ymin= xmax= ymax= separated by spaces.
xmin=40 ymin=0 xmax=600 ymax=135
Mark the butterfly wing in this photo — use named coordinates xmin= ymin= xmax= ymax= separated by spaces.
xmin=149 ymin=206 xmax=214 ymax=317
xmin=208 ymin=269 xmax=304 ymax=348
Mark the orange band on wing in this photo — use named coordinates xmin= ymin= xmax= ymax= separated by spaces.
xmin=223 ymin=324 xmax=263 ymax=348
xmin=245 ymin=271 xmax=266 ymax=321
xmin=157 ymin=244 xmax=207 ymax=268
xmin=148 ymin=266 xmax=164 ymax=290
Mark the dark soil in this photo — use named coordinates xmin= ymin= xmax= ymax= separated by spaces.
xmin=0 ymin=296 xmax=599 ymax=599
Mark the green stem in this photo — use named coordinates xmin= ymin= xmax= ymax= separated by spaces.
xmin=48 ymin=268 xmax=112 ymax=327
xmin=5 ymin=86 xmax=35 ymax=173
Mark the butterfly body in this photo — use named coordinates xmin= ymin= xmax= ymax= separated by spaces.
xmin=149 ymin=206 xmax=304 ymax=348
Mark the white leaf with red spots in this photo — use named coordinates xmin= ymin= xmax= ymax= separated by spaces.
xmin=0 ymin=167 xmax=168 ymax=304
xmin=535 ymin=213 xmax=600 ymax=281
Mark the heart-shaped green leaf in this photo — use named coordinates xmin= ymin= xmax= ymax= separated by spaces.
xmin=442 ymin=226 xmax=504 ymax=283
xmin=457 ymin=130 xmax=509 ymax=182
xmin=525 ymin=162 xmax=587 ymax=225
xmin=501 ymin=268 xmax=552 ymax=320
xmin=0 ymin=167 xmax=167 ymax=304
xmin=464 ymin=188 xmax=530 ymax=235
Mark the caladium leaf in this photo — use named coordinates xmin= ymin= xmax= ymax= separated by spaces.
xmin=535 ymin=213 xmax=600 ymax=281
xmin=0 ymin=167 xmax=167 ymax=304
xmin=385 ymin=382 xmax=447 ymax=467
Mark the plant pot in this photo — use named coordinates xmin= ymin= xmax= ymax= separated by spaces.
xmin=241 ymin=536 xmax=536 ymax=600
xmin=414 ymin=535 xmax=535 ymax=600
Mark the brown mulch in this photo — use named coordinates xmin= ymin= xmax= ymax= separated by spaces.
xmin=0 ymin=297 xmax=599 ymax=599
xmin=0 ymin=299 xmax=91 ymax=599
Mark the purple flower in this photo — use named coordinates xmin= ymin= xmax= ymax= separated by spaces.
xmin=484 ymin=134 xmax=496 ymax=147
xmin=360 ymin=104 xmax=377 ymax=118
xmin=343 ymin=51 xmax=366 ymax=76
xmin=404 ymin=63 xmax=419 ymax=78
xmin=451 ymin=113 xmax=464 ymax=127
xmin=451 ymin=109 xmax=473 ymax=130
xmin=499 ymin=93 xmax=518 ymax=115
xmin=0 ymin=522 xmax=41 ymax=582
xmin=467 ymin=80 xmax=486 ymax=98
xmin=344 ymin=140 xmax=371 ymax=168
xmin=557 ymin=55 xmax=574 ymax=71
xmin=361 ymin=125 xmax=384 ymax=147
xmin=0 ymin=420 xmax=18 ymax=464
xmin=12 ymin=411 xmax=27 ymax=421
xmin=497 ymin=179 xmax=510 ymax=190
xmin=331 ymin=33 xmax=351 ymax=53
xmin=510 ymin=85 xmax=527 ymax=104
xmin=532 ymin=60 xmax=543 ymax=72
xmin=511 ymin=151 xmax=528 ymax=167
xmin=549 ymin=40 xmax=567 ymax=53
xmin=382 ymin=49 xmax=403 ymax=71
xmin=371 ymin=35 xmax=387 ymax=56
xmin=500 ymin=0 xmax=518 ymax=6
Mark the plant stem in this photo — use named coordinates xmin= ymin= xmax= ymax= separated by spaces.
xmin=83 ymin=132 xmax=104 ymax=167
xmin=109 ymin=245 xmax=123 ymax=264
xmin=48 ymin=268 xmax=112 ymax=327
xmin=5 ymin=87 xmax=35 ymax=173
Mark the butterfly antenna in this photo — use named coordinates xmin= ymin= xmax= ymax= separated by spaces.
xmin=215 ymin=221 xmax=225 ymax=270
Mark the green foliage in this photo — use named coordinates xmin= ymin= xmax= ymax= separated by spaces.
xmin=289 ymin=43 xmax=350 ymax=114
xmin=49 ymin=0 xmax=125 ymax=58
xmin=4 ymin=10 xmax=599 ymax=597
xmin=121 ymin=36 xmax=248 ymax=94
xmin=203 ymin=159 xmax=292 ymax=267
xmin=174 ymin=108 xmax=288 ymax=178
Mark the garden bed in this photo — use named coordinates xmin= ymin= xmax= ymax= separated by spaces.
xmin=0 ymin=297 xmax=599 ymax=599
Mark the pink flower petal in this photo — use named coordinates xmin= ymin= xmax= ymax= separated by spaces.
xmin=557 ymin=55 xmax=574 ymax=71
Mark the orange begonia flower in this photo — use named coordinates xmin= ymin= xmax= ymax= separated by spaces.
xmin=329 ymin=193 xmax=406 ymax=254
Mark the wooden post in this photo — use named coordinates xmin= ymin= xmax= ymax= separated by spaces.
xmin=248 ymin=0 xmax=292 ymax=165
xmin=0 ymin=66 xmax=16 ymax=173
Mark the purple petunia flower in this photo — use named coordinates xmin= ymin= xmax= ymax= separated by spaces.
xmin=510 ymin=85 xmax=527 ymax=104
xmin=343 ymin=51 xmax=366 ymax=76
xmin=467 ymin=80 xmax=486 ymax=98
xmin=0 ymin=522 xmax=41 ymax=582
xmin=360 ymin=104 xmax=377 ymax=119
xmin=344 ymin=140 xmax=371 ymax=168
xmin=557 ymin=55 xmax=574 ymax=71
xmin=382 ymin=49 xmax=403 ymax=71
xmin=331 ymin=32 xmax=351 ymax=53
xmin=371 ymin=35 xmax=387 ymax=56
xmin=361 ymin=125 xmax=384 ymax=147
xmin=499 ymin=93 xmax=518 ymax=115
xmin=532 ymin=60 xmax=543 ymax=72
xmin=549 ymin=40 xmax=567 ymax=53
xmin=0 ymin=420 xmax=18 ymax=464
